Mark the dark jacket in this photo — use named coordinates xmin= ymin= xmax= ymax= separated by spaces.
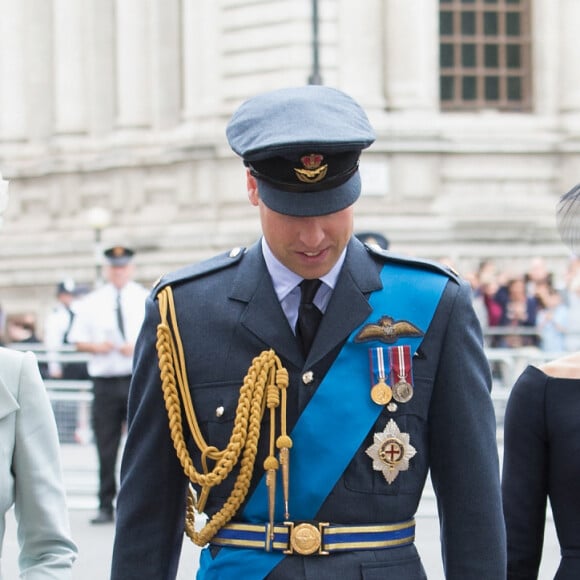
xmin=503 ymin=365 xmax=580 ymax=580
xmin=111 ymin=238 xmax=506 ymax=579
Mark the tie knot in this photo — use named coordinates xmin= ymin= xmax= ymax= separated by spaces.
xmin=299 ymin=279 xmax=322 ymax=305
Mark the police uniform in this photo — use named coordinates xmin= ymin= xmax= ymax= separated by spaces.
xmin=44 ymin=280 xmax=89 ymax=380
xmin=111 ymin=87 xmax=506 ymax=579
xmin=67 ymin=246 xmax=149 ymax=523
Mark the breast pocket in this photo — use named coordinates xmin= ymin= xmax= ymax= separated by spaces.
xmin=343 ymin=376 xmax=432 ymax=496
xmin=191 ymin=380 xmax=244 ymax=452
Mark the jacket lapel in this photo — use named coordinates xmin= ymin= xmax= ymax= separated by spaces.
xmin=307 ymin=238 xmax=383 ymax=365
xmin=229 ymin=242 xmax=304 ymax=368
xmin=229 ymin=239 xmax=383 ymax=368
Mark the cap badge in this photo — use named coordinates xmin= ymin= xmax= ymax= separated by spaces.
xmin=294 ymin=153 xmax=328 ymax=184
xmin=355 ymin=316 xmax=423 ymax=344
xmin=366 ymin=419 xmax=416 ymax=484
xmin=112 ymin=246 xmax=125 ymax=257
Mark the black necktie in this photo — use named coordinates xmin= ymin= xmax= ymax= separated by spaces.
xmin=63 ymin=309 xmax=74 ymax=344
xmin=296 ymin=279 xmax=323 ymax=356
xmin=116 ymin=291 xmax=126 ymax=340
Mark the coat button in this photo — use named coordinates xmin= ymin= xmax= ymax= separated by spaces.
xmin=215 ymin=406 xmax=225 ymax=417
xmin=302 ymin=371 xmax=314 ymax=385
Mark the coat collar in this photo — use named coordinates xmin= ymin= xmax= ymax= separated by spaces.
xmin=0 ymin=371 xmax=19 ymax=420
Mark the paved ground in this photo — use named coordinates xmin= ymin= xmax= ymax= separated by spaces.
xmin=2 ymin=443 xmax=561 ymax=579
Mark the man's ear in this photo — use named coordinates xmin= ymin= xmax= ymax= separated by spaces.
xmin=246 ymin=169 xmax=259 ymax=206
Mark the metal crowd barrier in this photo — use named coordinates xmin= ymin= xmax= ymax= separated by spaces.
xmin=5 ymin=340 xmax=569 ymax=440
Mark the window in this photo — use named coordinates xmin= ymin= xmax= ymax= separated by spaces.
xmin=439 ymin=0 xmax=532 ymax=111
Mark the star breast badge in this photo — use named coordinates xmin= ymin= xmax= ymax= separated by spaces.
xmin=365 ymin=419 xmax=417 ymax=484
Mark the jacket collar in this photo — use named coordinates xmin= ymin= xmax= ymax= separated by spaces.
xmin=229 ymin=238 xmax=383 ymax=368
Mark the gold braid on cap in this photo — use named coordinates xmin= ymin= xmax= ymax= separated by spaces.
xmin=156 ymin=285 xmax=291 ymax=546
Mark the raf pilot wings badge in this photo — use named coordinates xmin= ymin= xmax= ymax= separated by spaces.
xmin=355 ymin=315 xmax=423 ymax=344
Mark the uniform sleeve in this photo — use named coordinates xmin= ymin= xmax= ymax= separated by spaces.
xmin=111 ymin=294 xmax=189 ymax=580
xmin=502 ymin=367 xmax=548 ymax=579
xmin=12 ymin=351 xmax=78 ymax=579
xmin=428 ymin=279 xmax=507 ymax=578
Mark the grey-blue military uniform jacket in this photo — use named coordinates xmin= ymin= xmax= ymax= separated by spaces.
xmin=110 ymin=237 xmax=506 ymax=579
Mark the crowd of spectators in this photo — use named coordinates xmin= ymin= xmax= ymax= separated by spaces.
xmin=467 ymin=255 xmax=580 ymax=353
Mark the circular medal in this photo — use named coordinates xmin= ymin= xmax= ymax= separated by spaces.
xmin=371 ymin=381 xmax=392 ymax=405
xmin=393 ymin=380 xmax=414 ymax=403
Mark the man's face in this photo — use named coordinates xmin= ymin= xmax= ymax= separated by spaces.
xmin=247 ymin=171 xmax=354 ymax=279
xmin=106 ymin=263 xmax=134 ymax=289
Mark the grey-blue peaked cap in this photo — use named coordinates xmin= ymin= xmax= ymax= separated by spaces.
xmin=226 ymin=85 xmax=376 ymax=217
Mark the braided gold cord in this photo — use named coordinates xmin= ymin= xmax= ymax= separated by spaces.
xmin=156 ymin=286 xmax=289 ymax=546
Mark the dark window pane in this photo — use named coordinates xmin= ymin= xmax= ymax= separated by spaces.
xmin=440 ymin=0 xmax=452 ymax=4
xmin=461 ymin=0 xmax=476 ymax=3
xmin=485 ymin=0 xmax=498 ymax=3
xmin=484 ymin=44 xmax=499 ymax=67
xmin=506 ymin=0 xmax=520 ymax=4
xmin=461 ymin=12 xmax=476 ymax=35
xmin=484 ymin=12 xmax=498 ymax=35
xmin=461 ymin=44 xmax=477 ymax=67
xmin=440 ymin=11 xmax=453 ymax=34
xmin=506 ymin=44 xmax=521 ymax=68
xmin=506 ymin=13 xmax=520 ymax=36
xmin=440 ymin=43 xmax=454 ymax=67
xmin=507 ymin=77 xmax=521 ymax=100
xmin=441 ymin=76 xmax=454 ymax=101
xmin=462 ymin=76 xmax=477 ymax=100
xmin=485 ymin=77 xmax=499 ymax=100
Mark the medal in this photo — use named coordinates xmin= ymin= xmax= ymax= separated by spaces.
xmin=366 ymin=419 xmax=417 ymax=484
xmin=369 ymin=347 xmax=392 ymax=405
xmin=388 ymin=345 xmax=414 ymax=404
xmin=393 ymin=379 xmax=413 ymax=404
xmin=371 ymin=380 xmax=392 ymax=405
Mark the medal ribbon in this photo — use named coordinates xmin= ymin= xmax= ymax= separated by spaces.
xmin=389 ymin=345 xmax=412 ymax=386
xmin=199 ymin=262 xmax=448 ymax=579
xmin=370 ymin=347 xmax=389 ymax=385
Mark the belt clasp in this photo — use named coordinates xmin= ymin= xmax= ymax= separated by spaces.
xmin=283 ymin=521 xmax=330 ymax=556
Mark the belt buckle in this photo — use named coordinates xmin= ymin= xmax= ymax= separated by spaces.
xmin=283 ymin=521 xmax=329 ymax=556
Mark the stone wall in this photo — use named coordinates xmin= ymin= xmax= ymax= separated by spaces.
xmin=0 ymin=0 xmax=578 ymax=333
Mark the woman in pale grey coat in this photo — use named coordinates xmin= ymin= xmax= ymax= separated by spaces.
xmin=0 ymin=177 xmax=77 ymax=578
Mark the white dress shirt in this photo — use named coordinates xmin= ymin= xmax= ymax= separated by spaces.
xmin=261 ymin=237 xmax=345 ymax=332
xmin=67 ymin=281 xmax=149 ymax=377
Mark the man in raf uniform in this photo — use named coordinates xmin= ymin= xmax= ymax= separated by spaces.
xmin=111 ymin=86 xmax=506 ymax=579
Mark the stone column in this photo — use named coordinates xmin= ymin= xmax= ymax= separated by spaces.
xmin=53 ymin=0 xmax=89 ymax=135
xmin=383 ymin=0 xmax=439 ymax=111
xmin=337 ymin=0 xmax=386 ymax=110
xmin=182 ymin=0 xmax=220 ymax=122
xmin=115 ymin=0 xmax=152 ymax=129
xmin=0 ymin=1 xmax=27 ymax=141
xmin=86 ymin=0 xmax=116 ymax=136
xmin=151 ymin=0 xmax=181 ymax=129
xmin=558 ymin=0 xmax=580 ymax=114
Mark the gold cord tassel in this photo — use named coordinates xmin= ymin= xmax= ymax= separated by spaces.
xmin=276 ymin=366 xmax=292 ymax=519
xmin=156 ymin=284 xmax=291 ymax=547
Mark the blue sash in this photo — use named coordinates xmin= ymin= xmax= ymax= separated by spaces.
xmin=198 ymin=262 xmax=447 ymax=579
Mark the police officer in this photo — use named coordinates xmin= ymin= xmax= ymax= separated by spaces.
xmin=68 ymin=246 xmax=148 ymax=524
xmin=111 ymin=86 xmax=506 ymax=579
xmin=44 ymin=279 xmax=89 ymax=381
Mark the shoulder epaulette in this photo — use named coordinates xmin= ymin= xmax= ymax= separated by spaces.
xmin=364 ymin=245 xmax=461 ymax=284
xmin=151 ymin=247 xmax=246 ymax=296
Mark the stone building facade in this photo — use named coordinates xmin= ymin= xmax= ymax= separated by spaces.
xmin=0 ymin=0 xmax=578 ymax=329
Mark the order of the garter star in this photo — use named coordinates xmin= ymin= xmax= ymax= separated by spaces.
xmin=366 ymin=419 xmax=417 ymax=484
